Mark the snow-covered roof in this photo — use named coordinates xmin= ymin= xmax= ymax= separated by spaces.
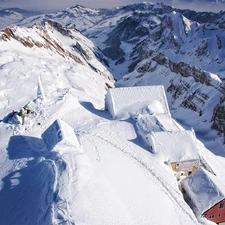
xmin=136 ymin=113 xmax=183 ymax=134
xmin=134 ymin=113 xmax=183 ymax=147
xmin=147 ymin=130 xmax=199 ymax=162
xmin=181 ymin=167 xmax=225 ymax=214
xmin=105 ymin=85 xmax=170 ymax=118
xmin=42 ymin=119 xmax=80 ymax=151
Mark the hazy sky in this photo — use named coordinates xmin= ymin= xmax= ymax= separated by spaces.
xmin=0 ymin=0 xmax=224 ymax=13
xmin=1 ymin=0 xmax=140 ymax=12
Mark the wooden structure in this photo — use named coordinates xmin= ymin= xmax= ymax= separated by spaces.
xmin=203 ymin=199 xmax=225 ymax=224
xmin=170 ymin=159 xmax=198 ymax=176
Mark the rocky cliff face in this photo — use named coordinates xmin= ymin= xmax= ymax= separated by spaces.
xmin=117 ymin=47 xmax=224 ymax=141
xmin=93 ymin=5 xmax=225 ymax=140
xmin=212 ymin=97 xmax=225 ymax=137
xmin=0 ymin=22 xmax=83 ymax=64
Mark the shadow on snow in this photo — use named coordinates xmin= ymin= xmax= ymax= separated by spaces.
xmin=0 ymin=135 xmax=55 ymax=225
xmin=79 ymin=101 xmax=112 ymax=120
xmin=120 ymin=117 xmax=150 ymax=152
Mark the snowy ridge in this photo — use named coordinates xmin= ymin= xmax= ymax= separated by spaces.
xmin=0 ymin=8 xmax=40 ymax=29
xmin=0 ymin=20 xmax=114 ymax=118
xmin=0 ymin=62 xmax=201 ymax=224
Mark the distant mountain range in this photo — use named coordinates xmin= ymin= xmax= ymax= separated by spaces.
xmin=0 ymin=8 xmax=40 ymax=28
xmin=1 ymin=2 xmax=225 ymax=151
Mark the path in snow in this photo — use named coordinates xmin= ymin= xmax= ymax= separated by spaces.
xmin=78 ymin=118 xmax=198 ymax=225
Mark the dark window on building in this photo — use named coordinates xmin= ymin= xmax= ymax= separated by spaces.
xmin=219 ymin=203 xmax=224 ymax=209
xmin=209 ymin=215 xmax=214 ymax=219
xmin=218 ymin=214 xmax=221 ymax=217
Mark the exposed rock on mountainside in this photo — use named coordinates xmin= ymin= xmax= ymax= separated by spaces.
xmin=103 ymin=16 xmax=149 ymax=63
xmin=1 ymin=2 xmax=225 ymax=143
xmin=0 ymin=23 xmax=83 ymax=64
xmin=212 ymin=98 xmax=225 ymax=137
xmin=179 ymin=9 xmax=225 ymax=29
xmin=132 ymin=50 xmax=222 ymax=99
xmin=0 ymin=20 xmax=114 ymax=83
xmin=124 ymin=48 xmax=225 ymax=139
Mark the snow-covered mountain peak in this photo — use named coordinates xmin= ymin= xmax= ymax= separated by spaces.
xmin=0 ymin=21 xmax=113 ymax=81
xmin=0 ymin=20 xmax=114 ymax=120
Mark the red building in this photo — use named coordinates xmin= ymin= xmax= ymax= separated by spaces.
xmin=203 ymin=199 xmax=225 ymax=224
xmin=181 ymin=167 xmax=225 ymax=225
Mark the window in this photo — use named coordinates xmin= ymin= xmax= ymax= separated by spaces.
xmin=219 ymin=203 xmax=224 ymax=209
xmin=209 ymin=215 xmax=214 ymax=219
xmin=218 ymin=214 xmax=221 ymax=217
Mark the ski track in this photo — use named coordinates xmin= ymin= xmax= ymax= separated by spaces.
xmin=81 ymin=125 xmax=198 ymax=224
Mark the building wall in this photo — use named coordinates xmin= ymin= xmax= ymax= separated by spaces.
xmin=171 ymin=160 xmax=199 ymax=175
xmin=42 ymin=119 xmax=80 ymax=151
xmin=203 ymin=199 xmax=225 ymax=224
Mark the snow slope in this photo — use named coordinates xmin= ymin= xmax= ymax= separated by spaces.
xmin=0 ymin=98 xmax=200 ymax=225
xmin=1 ymin=5 xmax=225 ymax=225
xmin=0 ymin=21 xmax=204 ymax=225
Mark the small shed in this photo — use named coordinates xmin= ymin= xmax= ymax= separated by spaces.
xmin=147 ymin=130 xmax=200 ymax=176
xmin=42 ymin=119 xmax=80 ymax=151
xmin=105 ymin=85 xmax=170 ymax=119
xmin=181 ymin=167 xmax=225 ymax=224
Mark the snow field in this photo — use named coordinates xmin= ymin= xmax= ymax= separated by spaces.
xmin=1 ymin=13 xmax=225 ymax=225
xmin=78 ymin=119 xmax=198 ymax=225
xmin=0 ymin=23 xmax=115 ymax=225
